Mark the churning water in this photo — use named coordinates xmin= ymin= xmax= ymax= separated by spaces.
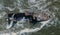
xmin=0 ymin=0 xmax=60 ymax=35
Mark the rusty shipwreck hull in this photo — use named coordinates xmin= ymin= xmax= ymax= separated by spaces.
xmin=6 ymin=12 xmax=53 ymax=29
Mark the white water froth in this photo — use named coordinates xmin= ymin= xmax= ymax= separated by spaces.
xmin=6 ymin=17 xmax=27 ymax=29
xmin=6 ymin=21 xmax=13 ymax=29
xmin=16 ymin=17 xmax=27 ymax=28
xmin=14 ymin=0 xmax=56 ymax=35
xmin=5 ymin=7 xmax=16 ymax=11
xmin=4 ymin=0 xmax=56 ymax=35
xmin=17 ymin=17 xmax=54 ymax=35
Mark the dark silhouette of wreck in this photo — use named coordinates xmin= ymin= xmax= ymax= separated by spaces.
xmin=7 ymin=12 xmax=49 ymax=29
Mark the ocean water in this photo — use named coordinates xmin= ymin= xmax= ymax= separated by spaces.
xmin=0 ymin=0 xmax=60 ymax=35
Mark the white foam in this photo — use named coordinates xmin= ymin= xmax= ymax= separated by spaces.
xmin=4 ymin=0 xmax=56 ymax=35
xmin=17 ymin=18 xmax=53 ymax=34
xmin=29 ymin=0 xmax=35 ymax=3
xmin=5 ymin=7 xmax=15 ymax=11
xmin=6 ymin=21 xmax=13 ymax=29
xmin=11 ymin=0 xmax=55 ymax=35
xmin=16 ymin=17 xmax=26 ymax=28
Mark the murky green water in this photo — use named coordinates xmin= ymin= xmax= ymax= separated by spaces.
xmin=32 ymin=0 xmax=60 ymax=35
xmin=0 ymin=0 xmax=60 ymax=35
